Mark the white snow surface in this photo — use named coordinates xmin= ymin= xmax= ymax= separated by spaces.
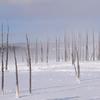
xmin=0 ymin=61 xmax=100 ymax=100
xmin=4 ymin=61 xmax=100 ymax=72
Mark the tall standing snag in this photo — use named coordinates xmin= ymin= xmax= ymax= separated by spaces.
xmin=71 ymin=33 xmax=77 ymax=77
xmin=5 ymin=25 xmax=9 ymax=70
xmin=26 ymin=34 xmax=32 ymax=94
xmin=13 ymin=46 xmax=19 ymax=98
xmin=35 ymin=40 xmax=38 ymax=63
xmin=56 ymin=37 xmax=58 ymax=62
xmin=86 ymin=33 xmax=89 ymax=61
xmin=64 ymin=34 xmax=67 ymax=62
xmin=76 ymin=49 xmax=80 ymax=79
xmin=98 ymin=33 xmax=100 ymax=60
xmin=46 ymin=40 xmax=49 ymax=63
xmin=93 ymin=32 xmax=95 ymax=61
xmin=40 ymin=42 xmax=43 ymax=62
xmin=1 ymin=24 xmax=4 ymax=94
xmin=58 ymin=37 xmax=60 ymax=62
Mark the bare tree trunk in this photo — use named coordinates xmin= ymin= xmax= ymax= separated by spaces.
xmin=35 ymin=40 xmax=38 ymax=63
xmin=93 ymin=32 xmax=95 ymax=61
xmin=76 ymin=49 xmax=80 ymax=79
xmin=5 ymin=25 xmax=9 ymax=70
xmin=46 ymin=40 xmax=49 ymax=63
xmin=64 ymin=34 xmax=67 ymax=62
xmin=98 ymin=33 xmax=100 ymax=60
xmin=71 ymin=34 xmax=77 ymax=76
xmin=40 ymin=42 xmax=43 ymax=62
xmin=71 ymin=34 xmax=76 ymax=65
xmin=13 ymin=46 xmax=19 ymax=98
xmin=58 ymin=37 xmax=60 ymax=62
xmin=1 ymin=24 xmax=4 ymax=94
xmin=26 ymin=34 xmax=32 ymax=94
xmin=72 ymin=50 xmax=77 ymax=76
xmin=56 ymin=37 xmax=58 ymax=62
xmin=78 ymin=33 xmax=82 ymax=61
xmin=86 ymin=33 xmax=89 ymax=61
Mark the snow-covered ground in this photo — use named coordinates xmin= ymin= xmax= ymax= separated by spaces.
xmin=5 ymin=61 xmax=100 ymax=72
xmin=0 ymin=62 xmax=100 ymax=100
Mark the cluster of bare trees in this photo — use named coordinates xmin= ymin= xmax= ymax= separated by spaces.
xmin=1 ymin=23 xmax=100 ymax=97
xmin=0 ymin=24 xmax=9 ymax=95
xmin=0 ymin=25 xmax=32 ymax=97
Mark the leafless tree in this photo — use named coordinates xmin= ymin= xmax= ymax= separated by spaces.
xmin=26 ymin=34 xmax=32 ymax=94
xmin=64 ymin=34 xmax=67 ymax=62
xmin=13 ymin=46 xmax=19 ymax=98
xmin=71 ymin=34 xmax=77 ymax=76
xmin=1 ymin=24 xmax=4 ymax=94
xmin=78 ymin=33 xmax=82 ymax=61
xmin=56 ymin=37 xmax=58 ymax=62
xmin=98 ymin=33 xmax=100 ymax=60
xmin=35 ymin=39 xmax=38 ymax=63
xmin=58 ymin=37 xmax=60 ymax=62
xmin=46 ymin=40 xmax=49 ymax=63
xmin=40 ymin=41 xmax=43 ymax=62
xmin=71 ymin=33 xmax=76 ymax=65
xmin=92 ymin=32 xmax=95 ymax=61
xmin=85 ymin=33 xmax=89 ymax=61
xmin=5 ymin=25 xmax=9 ymax=70
xmin=76 ymin=49 xmax=80 ymax=79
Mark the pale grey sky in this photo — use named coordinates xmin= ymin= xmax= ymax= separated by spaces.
xmin=0 ymin=0 xmax=100 ymax=42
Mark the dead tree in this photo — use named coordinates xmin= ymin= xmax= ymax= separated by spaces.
xmin=5 ymin=25 xmax=9 ymax=70
xmin=71 ymin=34 xmax=76 ymax=65
xmin=85 ymin=33 xmax=89 ymax=61
xmin=46 ymin=40 xmax=49 ymax=63
xmin=40 ymin=42 xmax=43 ymax=62
xmin=58 ymin=37 xmax=60 ymax=62
xmin=26 ymin=34 xmax=32 ymax=94
xmin=72 ymin=49 xmax=77 ymax=76
xmin=76 ymin=49 xmax=80 ymax=79
xmin=71 ymin=33 xmax=77 ymax=76
xmin=67 ymin=34 xmax=70 ymax=60
xmin=72 ymin=40 xmax=80 ymax=79
xmin=92 ymin=32 xmax=95 ymax=61
xmin=98 ymin=33 xmax=100 ymax=60
xmin=35 ymin=40 xmax=38 ymax=63
xmin=13 ymin=46 xmax=19 ymax=98
xmin=1 ymin=24 xmax=4 ymax=94
xmin=64 ymin=34 xmax=67 ymax=62
xmin=78 ymin=33 xmax=82 ymax=61
xmin=56 ymin=37 xmax=58 ymax=62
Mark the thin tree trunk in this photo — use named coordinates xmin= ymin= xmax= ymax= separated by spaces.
xmin=46 ymin=40 xmax=49 ymax=63
xmin=58 ymin=37 xmax=60 ymax=62
xmin=64 ymin=34 xmax=67 ymax=62
xmin=5 ymin=25 xmax=9 ymax=70
xmin=98 ymin=33 xmax=100 ymax=60
xmin=56 ymin=37 xmax=58 ymax=62
xmin=71 ymin=33 xmax=77 ymax=77
xmin=93 ymin=32 xmax=95 ymax=61
xmin=13 ymin=46 xmax=19 ymax=98
xmin=40 ymin=42 xmax=43 ymax=62
xmin=78 ymin=33 xmax=82 ymax=61
xmin=76 ymin=49 xmax=80 ymax=79
xmin=86 ymin=33 xmax=89 ymax=61
xmin=35 ymin=40 xmax=38 ymax=63
xmin=1 ymin=24 xmax=4 ymax=94
xmin=26 ymin=34 xmax=32 ymax=94
xmin=72 ymin=34 xmax=76 ymax=65
xmin=72 ymin=48 xmax=77 ymax=76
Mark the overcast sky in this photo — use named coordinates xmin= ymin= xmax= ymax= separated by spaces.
xmin=0 ymin=0 xmax=100 ymax=42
